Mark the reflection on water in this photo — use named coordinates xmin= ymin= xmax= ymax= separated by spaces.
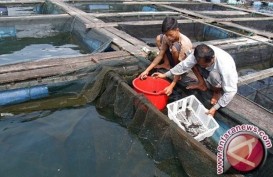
xmin=0 ymin=105 xmax=184 ymax=177
xmin=0 ymin=33 xmax=90 ymax=65
xmin=71 ymin=3 xmax=164 ymax=13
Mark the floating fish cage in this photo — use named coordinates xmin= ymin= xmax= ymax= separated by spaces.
xmin=68 ymin=2 xmax=168 ymax=13
xmin=117 ymin=22 xmax=239 ymax=46
xmin=0 ymin=0 xmax=273 ymax=177
xmin=94 ymin=12 xmax=185 ymax=23
xmin=0 ymin=2 xmax=65 ymax=17
xmin=238 ymin=76 xmax=273 ymax=113
xmin=222 ymin=42 xmax=273 ymax=71
xmin=169 ymin=2 xmax=267 ymax=18
xmin=0 ymin=13 xmax=112 ymax=65
xmin=233 ymin=19 xmax=273 ymax=34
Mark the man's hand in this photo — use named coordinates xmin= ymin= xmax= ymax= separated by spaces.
xmin=206 ymin=107 xmax=217 ymax=117
xmin=151 ymin=72 xmax=166 ymax=78
xmin=139 ymin=70 xmax=149 ymax=80
xmin=164 ymin=85 xmax=174 ymax=96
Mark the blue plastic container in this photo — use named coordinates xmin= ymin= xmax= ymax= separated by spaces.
xmin=0 ymin=85 xmax=49 ymax=106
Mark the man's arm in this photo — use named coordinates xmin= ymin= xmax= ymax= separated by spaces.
xmin=213 ymin=68 xmax=238 ymax=110
xmin=164 ymin=75 xmax=180 ymax=96
xmin=153 ymin=54 xmax=197 ymax=95
xmin=165 ymin=53 xmax=197 ymax=77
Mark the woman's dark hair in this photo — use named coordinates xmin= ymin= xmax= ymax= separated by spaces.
xmin=161 ymin=17 xmax=178 ymax=33
xmin=194 ymin=44 xmax=214 ymax=63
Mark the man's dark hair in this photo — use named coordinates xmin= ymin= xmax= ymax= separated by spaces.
xmin=194 ymin=44 xmax=214 ymax=63
xmin=161 ymin=17 xmax=178 ymax=33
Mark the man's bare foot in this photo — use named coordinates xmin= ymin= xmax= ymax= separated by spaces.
xmin=154 ymin=64 xmax=170 ymax=70
xmin=211 ymin=90 xmax=221 ymax=105
xmin=186 ymin=83 xmax=207 ymax=91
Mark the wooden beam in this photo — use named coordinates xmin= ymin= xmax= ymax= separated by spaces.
xmin=89 ymin=11 xmax=181 ymax=17
xmin=214 ymin=1 xmax=273 ymax=17
xmin=157 ymin=4 xmax=273 ymax=46
xmin=85 ymin=19 xmax=200 ymax=28
xmin=0 ymin=14 xmax=71 ymax=22
xmin=98 ymin=27 xmax=147 ymax=56
xmin=0 ymin=54 xmax=135 ymax=84
xmin=238 ymin=68 xmax=273 ymax=86
xmin=122 ymin=1 xmax=190 ymax=5
xmin=158 ymin=4 xmax=215 ymax=20
xmin=197 ymin=10 xmax=249 ymax=16
xmin=0 ymin=0 xmax=44 ymax=4
xmin=0 ymin=51 xmax=130 ymax=74
xmin=48 ymin=0 xmax=104 ymax=24
xmin=214 ymin=17 xmax=273 ymax=22
xmin=227 ymin=94 xmax=273 ymax=137
xmin=220 ymin=21 xmax=273 ymax=39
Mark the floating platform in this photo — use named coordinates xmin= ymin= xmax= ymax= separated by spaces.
xmin=0 ymin=0 xmax=272 ymax=176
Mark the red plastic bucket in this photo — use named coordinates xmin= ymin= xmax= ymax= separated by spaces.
xmin=133 ymin=76 xmax=170 ymax=110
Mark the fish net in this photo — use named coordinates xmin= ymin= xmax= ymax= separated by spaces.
xmin=0 ymin=63 xmax=223 ymax=177
xmin=238 ymin=76 xmax=273 ymax=113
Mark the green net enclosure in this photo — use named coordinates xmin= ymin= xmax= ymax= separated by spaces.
xmin=0 ymin=65 xmax=223 ymax=177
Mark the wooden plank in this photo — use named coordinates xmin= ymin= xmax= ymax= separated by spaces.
xmin=89 ymin=11 xmax=181 ymax=17
xmin=158 ymin=4 xmax=216 ymax=20
xmin=105 ymin=27 xmax=147 ymax=46
xmin=227 ymin=94 xmax=273 ymax=137
xmin=0 ymin=0 xmax=44 ymax=4
xmin=198 ymin=10 xmax=249 ymax=16
xmin=215 ymin=2 xmax=273 ymax=17
xmin=155 ymin=5 xmax=273 ymax=47
xmin=0 ymin=51 xmax=130 ymax=74
xmin=0 ymin=64 xmax=92 ymax=84
xmin=49 ymin=0 xmax=102 ymax=24
xmin=85 ymin=19 xmax=200 ymax=28
xmin=0 ymin=64 xmax=140 ymax=92
xmin=122 ymin=1 xmax=189 ymax=5
xmin=98 ymin=28 xmax=135 ymax=48
xmin=194 ymin=36 xmax=271 ymax=47
xmin=0 ymin=14 xmax=71 ymax=22
xmin=0 ymin=66 xmax=140 ymax=112
xmin=103 ymin=27 xmax=148 ymax=56
xmin=215 ymin=17 xmax=273 ymax=22
xmin=0 ymin=55 xmax=136 ymax=84
xmin=238 ymin=68 xmax=273 ymax=86
xmin=220 ymin=21 xmax=273 ymax=39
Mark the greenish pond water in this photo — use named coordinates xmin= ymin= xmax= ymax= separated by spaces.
xmin=0 ymin=32 xmax=90 ymax=65
xmin=0 ymin=104 xmax=186 ymax=177
xmin=71 ymin=3 xmax=166 ymax=13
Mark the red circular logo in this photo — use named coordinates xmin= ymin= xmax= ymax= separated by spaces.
xmin=226 ymin=133 xmax=265 ymax=172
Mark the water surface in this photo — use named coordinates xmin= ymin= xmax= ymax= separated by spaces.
xmin=0 ymin=104 xmax=185 ymax=177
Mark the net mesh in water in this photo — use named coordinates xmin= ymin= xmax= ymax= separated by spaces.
xmin=238 ymin=76 xmax=273 ymax=113
xmin=0 ymin=66 xmax=222 ymax=177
